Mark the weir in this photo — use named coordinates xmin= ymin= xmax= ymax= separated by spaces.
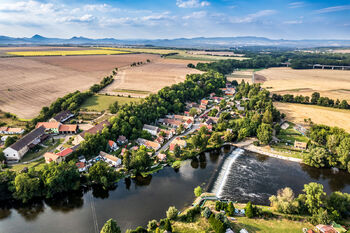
xmin=210 ymin=148 xmax=244 ymax=198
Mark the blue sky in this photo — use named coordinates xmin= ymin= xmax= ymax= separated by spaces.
xmin=0 ymin=0 xmax=349 ymax=39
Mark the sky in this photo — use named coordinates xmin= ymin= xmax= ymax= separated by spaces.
xmin=0 ymin=0 xmax=350 ymax=40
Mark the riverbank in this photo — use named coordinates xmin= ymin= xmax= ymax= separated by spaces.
xmin=232 ymin=138 xmax=303 ymax=163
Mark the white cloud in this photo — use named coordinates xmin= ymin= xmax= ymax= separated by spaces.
xmin=176 ymin=0 xmax=210 ymax=8
xmin=232 ymin=10 xmax=277 ymax=23
xmin=288 ymin=2 xmax=304 ymax=9
xmin=183 ymin=11 xmax=207 ymax=19
xmin=314 ymin=5 xmax=350 ymax=14
xmin=58 ymin=14 xmax=96 ymax=23
xmin=83 ymin=4 xmax=119 ymax=12
xmin=0 ymin=0 xmax=55 ymax=14
xmin=283 ymin=20 xmax=303 ymax=24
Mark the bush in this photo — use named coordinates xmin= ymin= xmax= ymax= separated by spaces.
xmin=166 ymin=206 xmax=178 ymax=220
xmin=245 ymin=201 xmax=254 ymax=218
xmin=163 ymin=218 xmax=172 ymax=232
xmin=226 ymin=202 xmax=235 ymax=216
xmin=194 ymin=186 xmax=203 ymax=197
xmin=208 ymin=214 xmax=225 ymax=233
xmin=201 ymin=207 xmax=212 ymax=219
xmin=147 ymin=220 xmax=158 ymax=231
xmin=183 ymin=206 xmax=201 ymax=222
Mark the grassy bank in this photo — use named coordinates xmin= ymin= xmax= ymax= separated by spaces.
xmin=80 ymin=95 xmax=141 ymax=111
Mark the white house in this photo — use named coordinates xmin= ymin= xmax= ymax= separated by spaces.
xmin=100 ymin=151 xmax=122 ymax=167
xmin=3 ymin=126 xmax=46 ymax=161
xmin=142 ymin=124 xmax=159 ymax=136
xmin=108 ymin=140 xmax=119 ymax=151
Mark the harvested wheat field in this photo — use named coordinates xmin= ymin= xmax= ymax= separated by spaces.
xmin=0 ymin=54 xmax=158 ymax=119
xmin=257 ymin=67 xmax=350 ymax=101
xmin=102 ymin=58 xmax=204 ymax=97
xmin=274 ymin=102 xmax=350 ymax=132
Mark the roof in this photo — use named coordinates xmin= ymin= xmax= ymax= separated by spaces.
xmin=145 ymin=140 xmax=160 ymax=150
xmin=9 ymin=126 xmax=45 ymax=151
xmin=143 ymin=124 xmax=159 ymax=131
xmin=44 ymin=152 xmax=60 ymax=161
xmin=52 ymin=110 xmax=73 ymax=122
xmin=7 ymin=128 xmax=23 ymax=133
xmin=59 ymin=124 xmax=77 ymax=132
xmin=57 ymin=148 xmax=73 ymax=157
xmin=100 ymin=151 xmax=120 ymax=162
xmin=157 ymin=153 xmax=167 ymax=160
xmin=80 ymin=120 xmax=111 ymax=139
xmin=76 ymin=162 xmax=85 ymax=169
xmin=162 ymin=119 xmax=182 ymax=126
xmin=294 ymin=141 xmax=307 ymax=147
xmin=316 ymin=225 xmax=337 ymax=233
xmin=108 ymin=140 xmax=116 ymax=147
xmin=0 ymin=127 xmax=8 ymax=131
xmin=117 ymin=135 xmax=127 ymax=141
xmin=36 ymin=122 xmax=60 ymax=129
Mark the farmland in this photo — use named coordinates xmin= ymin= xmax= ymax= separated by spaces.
xmin=99 ymin=47 xmax=247 ymax=61
xmin=257 ymin=67 xmax=350 ymax=101
xmin=7 ymin=49 xmax=130 ymax=56
xmin=101 ymin=57 xmax=204 ymax=97
xmin=80 ymin=95 xmax=141 ymax=112
xmin=274 ymin=102 xmax=350 ymax=132
xmin=0 ymin=53 xmax=157 ymax=119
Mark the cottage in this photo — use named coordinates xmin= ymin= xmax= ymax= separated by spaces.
xmin=44 ymin=152 xmax=62 ymax=164
xmin=169 ymin=137 xmax=187 ymax=151
xmin=3 ymin=126 xmax=46 ymax=161
xmin=56 ymin=148 xmax=73 ymax=158
xmin=7 ymin=128 xmax=24 ymax=135
xmin=50 ymin=110 xmax=74 ymax=123
xmin=294 ymin=141 xmax=307 ymax=150
xmin=160 ymin=129 xmax=174 ymax=140
xmin=76 ymin=162 xmax=87 ymax=172
xmin=316 ymin=225 xmax=337 ymax=233
xmin=108 ymin=140 xmax=119 ymax=151
xmin=59 ymin=124 xmax=78 ymax=134
xmin=100 ymin=151 xmax=122 ymax=167
xmin=136 ymin=138 xmax=161 ymax=151
xmin=36 ymin=122 xmax=61 ymax=134
xmin=73 ymin=120 xmax=111 ymax=145
xmin=117 ymin=135 xmax=128 ymax=145
xmin=160 ymin=119 xmax=182 ymax=128
xmin=143 ymin=124 xmax=159 ymax=136
xmin=201 ymin=99 xmax=209 ymax=106
xmin=185 ymin=119 xmax=193 ymax=129
xmin=157 ymin=153 xmax=167 ymax=162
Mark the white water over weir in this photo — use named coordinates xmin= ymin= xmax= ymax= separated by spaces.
xmin=211 ymin=148 xmax=244 ymax=198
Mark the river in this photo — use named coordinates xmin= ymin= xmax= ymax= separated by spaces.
xmin=0 ymin=146 xmax=349 ymax=233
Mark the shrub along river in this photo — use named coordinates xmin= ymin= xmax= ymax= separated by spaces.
xmin=0 ymin=146 xmax=349 ymax=233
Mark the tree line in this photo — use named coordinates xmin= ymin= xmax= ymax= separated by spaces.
xmin=269 ymin=183 xmax=350 ymax=225
xmin=272 ymin=92 xmax=350 ymax=110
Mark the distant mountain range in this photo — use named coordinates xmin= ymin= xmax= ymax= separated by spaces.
xmin=1 ymin=34 xmax=350 ymax=48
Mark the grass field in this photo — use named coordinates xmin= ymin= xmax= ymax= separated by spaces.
xmin=232 ymin=217 xmax=313 ymax=233
xmin=274 ymin=102 xmax=350 ymax=132
xmin=7 ymin=49 xmax=130 ymax=56
xmin=113 ymin=89 xmax=151 ymax=94
xmin=80 ymin=95 xmax=141 ymax=111
xmin=257 ymin=67 xmax=350 ymax=101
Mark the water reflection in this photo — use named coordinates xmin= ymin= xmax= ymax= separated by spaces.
xmin=45 ymin=190 xmax=84 ymax=212
xmin=190 ymin=157 xmax=199 ymax=169
xmin=15 ymin=201 xmax=44 ymax=221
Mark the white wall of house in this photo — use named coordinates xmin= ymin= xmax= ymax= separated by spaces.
xmin=3 ymin=147 xmax=26 ymax=161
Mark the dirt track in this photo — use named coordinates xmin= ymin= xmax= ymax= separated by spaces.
xmin=0 ymin=54 xmax=157 ymax=118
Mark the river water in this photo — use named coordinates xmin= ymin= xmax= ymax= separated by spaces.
xmin=0 ymin=146 xmax=349 ymax=233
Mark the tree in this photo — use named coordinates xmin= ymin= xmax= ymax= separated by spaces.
xmin=12 ymin=173 xmax=41 ymax=203
xmin=5 ymin=136 xmax=17 ymax=147
xmin=100 ymin=219 xmax=121 ymax=233
xmin=189 ymin=108 xmax=198 ymax=117
xmin=303 ymin=147 xmax=329 ymax=168
xmin=310 ymin=208 xmax=332 ymax=225
xmin=209 ymin=132 xmax=223 ymax=146
xmin=303 ymin=182 xmax=326 ymax=214
xmin=201 ymin=207 xmax=212 ymax=219
xmin=311 ymin=92 xmax=320 ymax=104
xmin=336 ymin=137 xmax=350 ymax=170
xmin=174 ymin=144 xmax=182 ymax=157
xmin=176 ymin=124 xmax=185 ymax=134
xmin=226 ymin=202 xmax=235 ymax=216
xmin=147 ymin=220 xmax=158 ymax=231
xmin=0 ymin=151 xmax=5 ymax=162
xmin=166 ymin=206 xmax=178 ymax=220
xmin=257 ymin=123 xmax=272 ymax=145
xmin=163 ymin=218 xmax=172 ymax=232
xmin=245 ymin=201 xmax=254 ymax=218
xmin=88 ymin=161 xmax=118 ymax=189
xmin=269 ymin=187 xmax=299 ymax=214
xmin=194 ymin=186 xmax=203 ymax=197
xmin=262 ymin=109 xmax=273 ymax=124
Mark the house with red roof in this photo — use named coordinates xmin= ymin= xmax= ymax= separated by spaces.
xmin=43 ymin=148 xmax=73 ymax=164
xmin=76 ymin=162 xmax=87 ymax=172
xmin=108 ymin=140 xmax=119 ymax=151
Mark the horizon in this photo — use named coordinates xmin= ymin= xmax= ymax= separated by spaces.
xmin=0 ymin=0 xmax=349 ymax=40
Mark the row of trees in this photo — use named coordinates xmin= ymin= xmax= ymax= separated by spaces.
xmin=272 ymin=92 xmax=350 ymax=109
xmin=0 ymin=160 xmax=122 ymax=203
xmin=304 ymin=124 xmax=350 ymax=173
xmin=269 ymin=182 xmax=350 ymax=225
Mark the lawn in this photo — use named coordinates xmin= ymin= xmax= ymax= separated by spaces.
xmin=7 ymin=49 xmax=130 ymax=56
xmin=19 ymin=139 xmax=62 ymax=162
xmin=113 ymin=89 xmax=151 ymax=95
xmin=277 ymin=122 xmax=309 ymax=143
xmin=232 ymin=217 xmax=313 ymax=233
xmin=9 ymin=158 xmax=47 ymax=172
xmin=80 ymin=95 xmax=141 ymax=111
xmin=172 ymin=216 xmax=212 ymax=233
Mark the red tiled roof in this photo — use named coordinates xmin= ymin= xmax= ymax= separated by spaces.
xmin=59 ymin=124 xmax=77 ymax=132
xmin=44 ymin=152 xmax=59 ymax=161
xmin=76 ymin=162 xmax=85 ymax=169
xmin=36 ymin=122 xmax=60 ymax=129
xmin=108 ymin=140 xmax=116 ymax=147
xmin=57 ymin=148 xmax=73 ymax=157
